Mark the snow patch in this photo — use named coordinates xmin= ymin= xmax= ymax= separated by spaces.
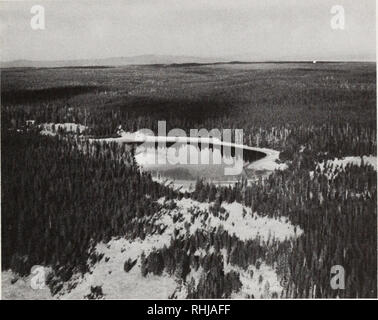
xmin=318 ymin=156 xmax=376 ymax=171
xmin=229 ymin=263 xmax=283 ymax=299
xmin=156 ymin=198 xmax=302 ymax=242
xmin=2 ymin=270 xmax=53 ymax=300
xmin=173 ymin=248 xmax=284 ymax=299
xmin=57 ymin=197 xmax=301 ymax=299
xmin=311 ymin=155 xmax=377 ymax=179
xmin=59 ymin=235 xmax=176 ymax=299
xmin=219 ymin=248 xmax=283 ymax=299
xmin=39 ymin=123 xmax=87 ymax=136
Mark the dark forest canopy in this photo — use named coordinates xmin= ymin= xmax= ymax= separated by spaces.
xmin=1 ymin=63 xmax=376 ymax=298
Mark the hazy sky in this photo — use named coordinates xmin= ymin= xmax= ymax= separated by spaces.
xmin=0 ymin=0 xmax=375 ymax=61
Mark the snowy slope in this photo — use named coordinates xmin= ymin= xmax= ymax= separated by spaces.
xmin=56 ymin=197 xmax=302 ymax=299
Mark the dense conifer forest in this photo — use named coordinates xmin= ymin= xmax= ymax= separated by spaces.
xmin=1 ymin=62 xmax=376 ymax=298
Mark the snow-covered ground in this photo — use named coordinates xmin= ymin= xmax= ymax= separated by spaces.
xmin=53 ymin=197 xmax=302 ymax=299
xmin=39 ymin=123 xmax=88 ymax=136
xmin=172 ymin=248 xmax=284 ymax=299
xmin=155 ymin=198 xmax=301 ymax=242
xmin=2 ymin=270 xmax=53 ymax=300
xmin=317 ymin=156 xmax=377 ymax=171
xmin=228 ymin=263 xmax=283 ymax=299
xmin=59 ymin=236 xmax=177 ymax=299
xmin=311 ymin=155 xmax=377 ymax=179
xmin=2 ymin=195 xmax=301 ymax=300
xmin=220 ymin=249 xmax=283 ymax=299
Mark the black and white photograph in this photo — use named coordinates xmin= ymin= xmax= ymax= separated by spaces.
xmin=0 ymin=0 xmax=376 ymax=301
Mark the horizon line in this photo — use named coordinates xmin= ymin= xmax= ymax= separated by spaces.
xmin=1 ymin=57 xmax=376 ymax=66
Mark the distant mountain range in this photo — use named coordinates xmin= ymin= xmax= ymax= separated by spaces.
xmin=0 ymin=55 xmax=225 ymax=68
xmin=1 ymin=53 xmax=374 ymax=68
